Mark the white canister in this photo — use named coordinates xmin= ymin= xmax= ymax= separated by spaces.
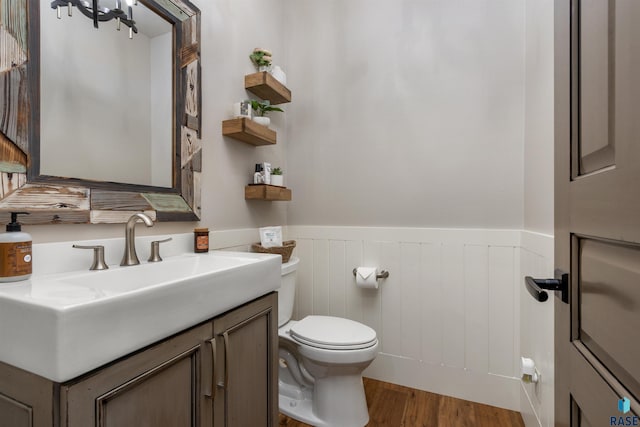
xmin=262 ymin=163 xmax=271 ymax=184
xmin=270 ymin=66 xmax=286 ymax=85
xmin=233 ymin=101 xmax=252 ymax=118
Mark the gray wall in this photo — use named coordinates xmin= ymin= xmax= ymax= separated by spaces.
xmin=283 ymin=0 xmax=526 ymax=228
xmin=524 ymin=0 xmax=554 ymax=235
xmin=30 ymin=0 xmax=552 ymax=243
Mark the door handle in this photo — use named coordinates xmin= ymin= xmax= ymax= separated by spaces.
xmin=524 ymin=269 xmax=569 ymax=304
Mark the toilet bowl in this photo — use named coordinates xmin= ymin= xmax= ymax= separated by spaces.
xmin=277 ymin=257 xmax=378 ymax=427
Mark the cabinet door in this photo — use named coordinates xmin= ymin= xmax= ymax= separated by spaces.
xmin=0 ymin=363 xmax=57 ymax=427
xmin=213 ymin=292 xmax=278 ymax=427
xmin=61 ymin=322 xmax=214 ymax=427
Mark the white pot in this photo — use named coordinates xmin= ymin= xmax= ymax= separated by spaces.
xmin=271 ymin=175 xmax=284 ymax=187
xmin=253 ymin=116 xmax=270 ymax=126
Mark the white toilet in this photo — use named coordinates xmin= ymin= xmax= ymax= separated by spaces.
xmin=277 ymin=257 xmax=379 ymax=427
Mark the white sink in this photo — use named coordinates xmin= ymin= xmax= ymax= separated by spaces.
xmin=0 ymin=251 xmax=281 ymax=382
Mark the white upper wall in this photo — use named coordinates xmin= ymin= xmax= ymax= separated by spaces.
xmin=283 ymin=0 xmax=526 ymax=228
xmin=524 ymin=0 xmax=555 ymax=235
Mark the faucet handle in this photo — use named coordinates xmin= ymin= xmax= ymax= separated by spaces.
xmin=148 ymin=238 xmax=172 ymax=263
xmin=73 ymin=245 xmax=109 ymax=271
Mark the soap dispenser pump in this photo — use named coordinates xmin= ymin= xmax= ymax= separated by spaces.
xmin=0 ymin=212 xmax=32 ymax=282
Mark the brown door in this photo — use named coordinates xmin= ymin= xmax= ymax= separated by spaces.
xmin=555 ymin=0 xmax=640 ymax=426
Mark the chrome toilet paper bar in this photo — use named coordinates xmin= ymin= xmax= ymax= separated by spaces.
xmin=352 ymin=268 xmax=390 ymax=279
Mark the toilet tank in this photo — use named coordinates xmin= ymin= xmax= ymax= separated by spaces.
xmin=277 ymin=257 xmax=299 ymax=327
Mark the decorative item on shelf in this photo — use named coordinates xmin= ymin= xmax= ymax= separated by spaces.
xmin=259 ymin=226 xmax=283 ymax=248
xmin=251 ymin=240 xmax=296 ymax=263
xmin=261 ymin=162 xmax=272 ymax=184
xmin=253 ymin=164 xmax=264 ymax=184
xmin=250 ymin=47 xmax=273 ymax=72
xmin=50 ymin=0 xmax=138 ymax=38
xmin=271 ymin=167 xmax=284 ymax=187
xmin=270 ymin=65 xmax=286 ymax=85
xmin=233 ymin=100 xmax=252 ymax=119
xmin=250 ymin=100 xmax=283 ymax=127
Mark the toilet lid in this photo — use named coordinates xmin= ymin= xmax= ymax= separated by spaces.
xmin=290 ymin=316 xmax=377 ymax=350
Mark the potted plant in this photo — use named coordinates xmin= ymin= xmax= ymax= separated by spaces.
xmin=249 ymin=48 xmax=272 ymax=72
xmin=250 ymin=100 xmax=283 ymax=127
xmin=271 ymin=167 xmax=284 ymax=186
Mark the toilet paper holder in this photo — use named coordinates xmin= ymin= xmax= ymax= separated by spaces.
xmin=352 ymin=268 xmax=390 ymax=280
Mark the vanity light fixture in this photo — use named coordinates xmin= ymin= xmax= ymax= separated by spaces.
xmin=50 ymin=0 xmax=138 ymax=39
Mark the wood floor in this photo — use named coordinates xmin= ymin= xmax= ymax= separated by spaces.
xmin=279 ymin=378 xmax=525 ymax=427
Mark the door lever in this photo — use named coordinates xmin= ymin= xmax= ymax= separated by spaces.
xmin=524 ymin=269 xmax=569 ymax=304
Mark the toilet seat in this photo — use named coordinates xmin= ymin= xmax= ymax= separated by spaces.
xmin=290 ymin=315 xmax=377 ymax=350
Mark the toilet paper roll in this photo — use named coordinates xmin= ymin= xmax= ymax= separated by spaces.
xmin=355 ymin=267 xmax=378 ymax=289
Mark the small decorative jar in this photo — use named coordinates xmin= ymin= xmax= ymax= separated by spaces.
xmin=194 ymin=228 xmax=209 ymax=253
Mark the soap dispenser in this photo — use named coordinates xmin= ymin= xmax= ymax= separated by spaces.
xmin=0 ymin=212 xmax=32 ymax=282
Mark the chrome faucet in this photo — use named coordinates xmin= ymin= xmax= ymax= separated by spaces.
xmin=120 ymin=213 xmax=154 ymax=266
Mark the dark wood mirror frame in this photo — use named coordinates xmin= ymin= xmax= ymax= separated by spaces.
xmin=0 ymin=0 xmax=201 ymax=224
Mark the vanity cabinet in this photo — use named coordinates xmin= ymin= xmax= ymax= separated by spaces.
xmin=0 ymin=292 xmax=277 ymax=427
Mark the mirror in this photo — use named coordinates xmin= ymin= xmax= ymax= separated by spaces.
xmin=0 ymin=0 xmax=201 ymax=223
xmin=40 ymin=1 xmax=173 ymax=188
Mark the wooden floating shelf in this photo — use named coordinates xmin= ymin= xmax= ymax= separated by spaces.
xmin=222 ymin=118 xmax=276 ymax=146
xmin=245 ymin=72 xmax=291 ymax=105
xmin=245 ymin=184 xmax=292 ymax=201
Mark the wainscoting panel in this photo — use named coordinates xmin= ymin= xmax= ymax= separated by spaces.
xmin=313 ymin=239 xmax=330 ymax=316
xmin=345 ymin=240 xmax=364 ymax=323
xmin=421 ymin=243 xmax=442 ymax=365
xmin=442 ymin=244 xmax=465 ymax=369
xmin=519 ymin=232 xmax=554 ymax=427
xmin=464 ymin=244 xmax=489 ymax=373
xmin=489 ymin=246 xmax=517 ymax=377
xmin=400 ymin=243 xmax=422 ymax=360
xmin=294 ymin=238 xmax=314 ymax=321
xmin=286 ymin=226 xmax=526 ymax=411
xmin=328 ymin=240 xmax=347 ymax=318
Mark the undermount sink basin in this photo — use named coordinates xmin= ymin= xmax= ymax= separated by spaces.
xmin=0 ymin=251 xmax=281 ymax=382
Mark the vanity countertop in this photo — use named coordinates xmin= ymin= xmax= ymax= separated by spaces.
xmin=0 ymin=250 xmax=280 ymax=382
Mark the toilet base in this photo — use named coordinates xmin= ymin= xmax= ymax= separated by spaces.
xmin=279 ymin=390 xmax=325 ymax=427
xmin=279 ymin=372 xmax=370 ymax=427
